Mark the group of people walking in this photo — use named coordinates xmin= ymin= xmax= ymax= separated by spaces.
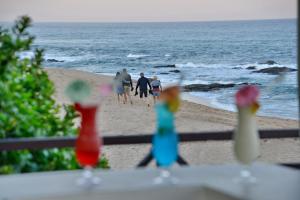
xmin=113 ymin=69 xmax=162 ymax=105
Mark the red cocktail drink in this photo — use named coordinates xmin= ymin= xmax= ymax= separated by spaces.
xmin=75 ymin=103 xmax=101 ymax=167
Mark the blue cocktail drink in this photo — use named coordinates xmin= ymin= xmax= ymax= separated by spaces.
xmin=152 ymin=103 xmax=178 ymax=167
xmin=152 ymin=101 xmax=179 ymax=184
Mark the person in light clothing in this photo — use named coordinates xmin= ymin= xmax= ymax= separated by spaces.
xmin=121 ymin=68 xmax=133 ymax=104
xmin=150 ymin=76 xmax=162 ymax=104
xmin=113 ymin=72 xmax=125 ymax=104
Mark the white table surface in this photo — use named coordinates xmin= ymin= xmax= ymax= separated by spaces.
xmin=0 ymin=163 xmax=299 ymax=200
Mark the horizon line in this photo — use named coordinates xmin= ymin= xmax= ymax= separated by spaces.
xmin=0 ymin=17 xmax=296 ymax=24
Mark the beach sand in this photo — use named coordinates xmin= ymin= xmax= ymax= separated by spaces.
xmin=46 ymin=68 xmax=300 ymax=169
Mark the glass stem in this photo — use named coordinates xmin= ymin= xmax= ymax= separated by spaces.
xmin=83 ymin=166 xmax=93 ymax=180
xmin=240 ymin=164 xmax=257 ymax=184
xmin=77 ymin=166 xmax=100 ymax=187
xmin=153 ymin=167 xmax=178 ymax=185
xmin=160 ymin=167 xmax=171 ymax=179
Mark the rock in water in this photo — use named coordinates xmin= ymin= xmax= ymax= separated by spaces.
xmin=47 ymin=59 xmax=64 ymax=62
xmin=183 ymin=83 xmax=235 ymax=92
xmin=182 ymin=82 xmax=259 ymax=92
xmin=246 ymin=66 xmax=256 ymax=70
xmin=259 ymin=60 xmax=277 ymax=65
xmin=232 ymin=67 xmax=242 ymax=69
xmin=169 ymin=70 xmax=181 ymax=73
xmin=153 ymin=65 xmax=176 ymax=68
xmin=253 ymin=67 xmax=297 ymax=75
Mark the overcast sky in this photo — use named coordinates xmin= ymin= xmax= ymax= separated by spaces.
xmin=0 ymin=0 xmax=297 ymax=22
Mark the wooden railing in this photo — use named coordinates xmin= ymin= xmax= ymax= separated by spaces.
xmin=0 ymin=129 xmax=299 ymax=169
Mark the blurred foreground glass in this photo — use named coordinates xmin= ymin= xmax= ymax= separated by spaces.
xmin=66 ymin=80 xmax=112 ymax=187
xmin=152 ymin=86 xmax=180 ymax=184
xmin=75 ymin=103 xmax=101 ymax=186
xmin=233 ymin=86 xmax=260 ymax=184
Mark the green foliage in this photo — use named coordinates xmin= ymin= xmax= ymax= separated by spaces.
xmin=0 ymin=16 xmax=109 ymax=174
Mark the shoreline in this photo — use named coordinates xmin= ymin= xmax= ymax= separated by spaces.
xmin=50 ymin=67 xmax=298 ymax=121
xmin=181 ymin=92 xmax=299 ymax=121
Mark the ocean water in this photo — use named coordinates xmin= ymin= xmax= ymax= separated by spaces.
xmin=4 ymin=19 xmax=298 ymax=119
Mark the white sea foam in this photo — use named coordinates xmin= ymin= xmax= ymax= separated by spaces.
xmin=164 ymin=54 xmax=171 ymax=57
xmin=185 ymin=92 xmax=236 ymax=112
xmin=127 ymin=54 xmax=149 ymax=58
xmin=44 ymin=54 xmax=86 ymax=62
xmin=182 ymin=80 xmax=210 ymax=85
xmin=17 ymin=51 xmax=83 ymax=63
xmin=176 ymin=62 xmax=297 ymax=71
xmin=217 ymin=81 xmax=235 ymax=84
xmin=175 ymin=62 xmax=198 ymax=68
xmin=210 ymin=99 xmax=236 ymax=112
xmin=176 ymin=62 xmax=230 ymax=69
xmin=198 ymin=63 xmax=231 ymax=69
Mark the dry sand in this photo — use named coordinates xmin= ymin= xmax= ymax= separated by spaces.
xmin=45 ymin=68 xmax=300 ymax=169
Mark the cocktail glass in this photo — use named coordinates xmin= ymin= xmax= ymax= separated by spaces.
xmin=233 ymin=113 xmax=260 ymax=185
xmin=233 ymin=86 xmax=260 ymax=185
xmin=75 ymin=103 xmax=101 ymax=187
xmin=152 ymin=103 xmax=179 ymax=185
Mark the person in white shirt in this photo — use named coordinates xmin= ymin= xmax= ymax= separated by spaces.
xmin=150 ymin=76 xmax=162 ymax=104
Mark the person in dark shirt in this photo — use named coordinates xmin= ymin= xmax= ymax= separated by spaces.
xmin=135 ymin=73 xmax=152 ymax=101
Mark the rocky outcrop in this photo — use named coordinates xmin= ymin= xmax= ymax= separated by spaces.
xmin=46 ymin=59 xmax=64 ymax=63
xmin=253 ymin=67 xmax=297 ymax=75
xmin=153 ymin=64 xmax=176 ymax=68
xmin=232 ymin=67 xmax=242 ymax=69
xmin=259 ymin=60 xmax=277 ymax=65
xmin=169 ymin=70 xmax=181 ymax=73
xmin=182 ymin=82 xmax=257 ymax=92
xmin=246 ymin=66 xmax=256 ymax=70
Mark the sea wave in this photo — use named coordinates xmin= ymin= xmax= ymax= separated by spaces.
xmin=210 ymin=99 xmax=236 ymax=112
xmin=216 ymin=81 xmax=236 ymax=84
xmin=127 ymin=53 xmax=149 ymax=58
xmin=175 ymin=62 xmax=297 ymax=70
xmin=188 ymin=92 xmax=236 ymax=112
xmin=175 ymin=62 xmax=228 ymax=69
xmin=182 ymin=80 xmax=210 ymax=85
xmin=175 ymin=62 xmax=198 ymax=68
xmin=44 ymin=54 xmax=86 ymax=62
